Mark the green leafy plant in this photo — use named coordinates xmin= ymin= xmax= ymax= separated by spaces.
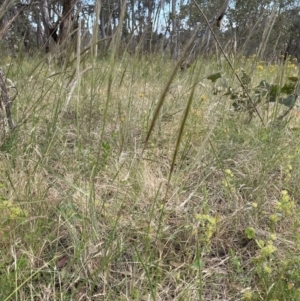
xmin=207 ymin=70 xmax=300 ymax=119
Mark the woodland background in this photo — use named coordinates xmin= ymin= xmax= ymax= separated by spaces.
xmin=2 ymin=0 xmax=300 ymax=61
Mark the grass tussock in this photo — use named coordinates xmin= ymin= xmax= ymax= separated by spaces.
xmin=1 ymin=53 xmax=300 ymax=300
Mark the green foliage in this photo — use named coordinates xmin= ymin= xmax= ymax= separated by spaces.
xmin=1 ymin=54 xmax=300 ymax=301
xmin=207 ymin=72 xmax=222 ymax=82
xmin=207 ymin=69 xmax=300 ymax=116
xmin=245 ymin=227 xmax=256 ymax=239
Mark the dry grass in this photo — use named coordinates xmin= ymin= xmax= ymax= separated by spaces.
xmin=1 ymin=53 xmax=300 ymax=301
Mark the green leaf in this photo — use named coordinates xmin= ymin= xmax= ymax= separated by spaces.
xmin=241 ymin=71 xmax=251 ymax=86
xmin=232 ymin=102 xmax=238 ymax=110
xmin=207 ymin=72 xmax=222 ymax=82
xmin=269 ymin=84 xmax=280 ymax=102
xmin=281 ymin=82 xmax=296 ymax=94
xmin=245 ymin=227 xmax=256 ymax=239
xmin=257 ymin=80 xmax=270 ymax=89
xmin=288 ymin=76 xmax=299 ymax=82
xmin=255 ymin=80 xmax=270 ymax=96
xmin=279 ymin=95 xmax=297 ymax=108
xmin=230 ymin=93 xmax=239 ymax=100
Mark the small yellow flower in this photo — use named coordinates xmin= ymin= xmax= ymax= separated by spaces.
xmin=252 ymin=202 xmax=258 ymax=208
xmin=139 ymin=93 xmax=145 ymax=98
xmin=288 ymin=63 xmax=297 ymax=70
xmin=276 ymin=190 xmax=294 ymax=215
xmin=256 ymin=240 xmax=265 ymax=248
xmin=269 ymin=214 xmax=279 ymax=223
xmin=260 ymin=241 xmax=277 ymax=257
xmin=200 ymin=95 xmax=207 ymax=101
xmin=195 ymin=214 xmax=217 ymax=242
xmin=225 ymin=169 xmax=234 ymax=178
xmin=222 ymin=169 xmax=235 ymax=192
xmin=243 ymin=290 xmax=253 ymax=301
xmin=263 ymin=263 xmax=272 ymax=274
xmin=257 ymin=65 xmax=264 ymax=71
xmin=0 ymin=200 xmax=28 ymax=219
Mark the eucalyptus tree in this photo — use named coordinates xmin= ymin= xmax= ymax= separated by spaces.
xmin=276 ymin=1 xmax=300 ymax=61
xmin=0 ymin=0 xmax=33 ymax=52
xmin=178 ymin=0 xmax=230 ymax=69
xmin=40 ymin=0 xmax=81 ymax=53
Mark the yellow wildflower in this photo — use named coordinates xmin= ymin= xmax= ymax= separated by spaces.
xmin=257 ymin=65 xmax=264 ymax=71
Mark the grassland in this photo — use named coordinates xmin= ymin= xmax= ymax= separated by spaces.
xmin=1 ymin=52 xmax=300 ymax=301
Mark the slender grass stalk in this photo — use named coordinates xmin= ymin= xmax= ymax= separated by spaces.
xmin=133 ymin=243 xmax=156 ymax=301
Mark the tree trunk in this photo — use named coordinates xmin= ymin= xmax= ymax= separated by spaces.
xmin=35 ymin=10 xmax=44 ymax=49
xmin=59 ymin=0 xmax=76 ymax=45
xmin=40 ymin=0 xmax=59 ymax=52
xmin=171 ymin=0 xmax=178 ymax=59
xmin=100 ymin=6 xmax=107 ymax=48
xmin=92 ymin=0 xmax=101 ymax=56
xmin=146 ymin=0 xmax=154 ymax=53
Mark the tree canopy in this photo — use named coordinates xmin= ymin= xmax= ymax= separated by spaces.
xmin=1 ymin=0 xmax=300 ymax=61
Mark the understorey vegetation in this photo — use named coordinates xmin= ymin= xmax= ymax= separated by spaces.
xmin=1 ymin=1 xmax=300 ymax=301
xmin=1 ymin=52 xmax=300 ymax=301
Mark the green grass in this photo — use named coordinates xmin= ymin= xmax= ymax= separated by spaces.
xmin=1 ymin=52 xmax=300 ymax=300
